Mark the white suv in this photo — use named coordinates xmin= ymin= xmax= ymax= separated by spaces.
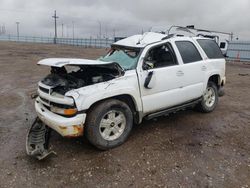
xmin=26 ymin=32 xmax=226 ymax=159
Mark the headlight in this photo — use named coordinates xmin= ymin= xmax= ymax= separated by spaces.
xmin=51 ymin=106 xmax=78 ymax=116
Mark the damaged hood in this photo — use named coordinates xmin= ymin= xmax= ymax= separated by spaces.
xmin=38 ymin=58 xmax=124 ymax=72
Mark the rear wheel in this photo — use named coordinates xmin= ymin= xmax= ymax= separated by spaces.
xmin=85 ymin=99 xmax=133 ymax=150
xmin=197 ymin=81 xmax=218 ymax=113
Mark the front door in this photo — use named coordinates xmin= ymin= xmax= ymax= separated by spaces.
xmin=137 ymin=42 xmax=186 ymax=114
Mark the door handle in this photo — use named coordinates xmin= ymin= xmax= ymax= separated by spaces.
xmin=176 ymin=70 xmax=184 ymax=76
xmin=201 ymin=66 xmax=207 ymax=71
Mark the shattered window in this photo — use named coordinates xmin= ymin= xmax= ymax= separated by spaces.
xmin=99 ymin=48 xmax=141 ymax=70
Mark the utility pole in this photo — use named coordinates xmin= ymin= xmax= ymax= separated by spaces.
xmin=0 ymin=24 xmax=3 ymax=35
xmin=72 ymin=21 xmax=75 ymax=39
xmin=62 ymin=23 xmax=64 ymax=38
xmin=2 ymin=24 xmax=6 ymax=35
xmin=16 ymin=22 xmax=20 ymax=41
xmin=52 ymin=10 xmax=59 ymax=44
xmin=66 ymin=25 xmax=68 ymax=38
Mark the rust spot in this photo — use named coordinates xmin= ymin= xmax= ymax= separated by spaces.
xmin=73 ymin=125 xmax=84 ymax=134
xmin=59 ymin=124 xmax=84 ymax=138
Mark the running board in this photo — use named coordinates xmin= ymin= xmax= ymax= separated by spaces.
xmin=145 ymin=98 xmax=202 ymax=120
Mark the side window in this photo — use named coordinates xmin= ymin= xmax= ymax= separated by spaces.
xmin=220 ymin=42 xmax=226 ymax=49
xmin=175 ymin=41 xmax=202 ymax=64
xmin=197 ymin=39 xmax=224 ymax=59
xmin=143 ymin=43 xmax=177 ymax=69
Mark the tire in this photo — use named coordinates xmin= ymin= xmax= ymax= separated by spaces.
xmin=85 ymin=99 xmax=133 ymax=150
xmin=197 ymin=81 xmax=218 ymax=113
xmin=218 ymin=86 xmax=225 ymax=97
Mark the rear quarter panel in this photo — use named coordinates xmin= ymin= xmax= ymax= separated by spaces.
xmin=203 ymin=58 xmax=226 ymax=90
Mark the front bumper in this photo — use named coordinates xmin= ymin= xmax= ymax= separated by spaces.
xmin=35 ymin=98 xmax=86 ymax=137
xmin=221 ymin=76 xmax=226 ymax=85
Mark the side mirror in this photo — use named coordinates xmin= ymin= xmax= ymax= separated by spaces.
xmin=144 ymin=71 xmax=155 ymax=89
xmin=142 ymin=61 xmax=154 ymax=70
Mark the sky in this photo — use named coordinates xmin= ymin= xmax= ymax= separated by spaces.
xmin=0 ymin=0 xmax=249 ymax=40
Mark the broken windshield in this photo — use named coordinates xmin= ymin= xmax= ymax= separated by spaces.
xmin=99 ymin=47 xmax=141 ymax=70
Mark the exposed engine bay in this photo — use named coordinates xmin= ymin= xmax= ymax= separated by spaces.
xmin=41 ymin=64 xmax=124 ymax=95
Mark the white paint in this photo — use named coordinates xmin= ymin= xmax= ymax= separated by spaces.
xmin=114 ymin=32 xmax=166 ymax=48
xmin=35 ymin=98 xmax=86 ymax=137
xmin=38 ymin=58 xmax=113 ymax=67
xmin=35 ymin=33 xmax=226 ymax=137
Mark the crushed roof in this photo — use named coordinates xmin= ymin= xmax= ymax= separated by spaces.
xmin=113 ymin=32 xmax=167 ymax=48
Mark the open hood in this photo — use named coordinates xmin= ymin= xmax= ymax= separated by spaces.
xmin=38 ymin=58 xmax=118 ymax=67
xmin=37 ymin=58 xmax=125 ymax=94
xmin=38 ymin=58 xmax=124 ymax=75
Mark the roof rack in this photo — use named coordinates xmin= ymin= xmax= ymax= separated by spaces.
xmin=167 ymin=25 xmax=233 ymax=40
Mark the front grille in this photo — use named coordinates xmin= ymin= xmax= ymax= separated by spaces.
xmin=40 ymin=97 xmax=74 ymax=109
xmin=40 ymin=97 xmax=50 ymax=105
xmin=50 ymin=102 xmax=71 ymax=109
xmin=39 ymin=86 xmax=50 ymax=94
xmin=38 ymin=82 xmax=75 ymax=111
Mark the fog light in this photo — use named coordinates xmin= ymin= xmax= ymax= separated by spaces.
xmin=51 ymin=106 xmax=77 ymax=116
xmin=64 ymin=108 xmax=78 ymax=115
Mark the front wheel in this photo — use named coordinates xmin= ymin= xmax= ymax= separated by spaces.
xmin=85 ymin=99 xmax=133 ymax=150
xmin=197 ymin=81 xmax=218 ymax=113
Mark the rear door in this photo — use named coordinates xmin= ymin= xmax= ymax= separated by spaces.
xmin=172 ymin=39 xmax=206 ymax=101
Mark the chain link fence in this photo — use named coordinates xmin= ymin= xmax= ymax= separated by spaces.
xmin=0 ymin=35 xmax=114 ymax=48
xmin=226 ymin=41 xmax=250 ymax=62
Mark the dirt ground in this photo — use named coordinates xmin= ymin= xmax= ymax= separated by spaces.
xmin=0 ymin=41 xmax=249 ymax=188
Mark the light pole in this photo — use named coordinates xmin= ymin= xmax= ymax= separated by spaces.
xmin=105 ymin=25 xmax=108 ymax=39
xmin=113 ymin=28 xmax=116 ymax=40
xmin=16 ymin=22 xmax=20 ymax=41
xmin=97 ymin=20 xmax=102 ymax=39
xmin=230 ymin=32 xmax=234 ymax=41
xmin=62 ymin=23 xmax=64 ymax=38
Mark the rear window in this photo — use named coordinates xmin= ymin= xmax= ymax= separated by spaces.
xmin=197 ymin=39 xmax=224 ymax=59
xmin=175 ymin=41 xmax=202 ymax=64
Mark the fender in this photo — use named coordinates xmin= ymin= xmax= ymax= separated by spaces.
xmin=66 ymin=70 xmax=143 ymax=112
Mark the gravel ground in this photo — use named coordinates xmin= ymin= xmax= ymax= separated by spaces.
xmin=0 ymin=42 xmax=249 ymax=188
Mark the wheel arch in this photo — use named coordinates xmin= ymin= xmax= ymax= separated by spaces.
xmin=86 ymin=94 xmax=141 ymax=124
xmin=207 ymin=74 xmax=221 ymax=88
